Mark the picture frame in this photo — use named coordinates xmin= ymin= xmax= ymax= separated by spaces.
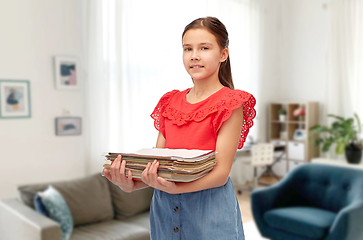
xmin=55 ymin=117 xmax=82 ymax=136
xmin=54 ymin=56 xmax=80 ymax=90
xmin=0 ymin=80 xmax=31 ymax=118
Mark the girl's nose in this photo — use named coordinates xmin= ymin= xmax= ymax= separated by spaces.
xmin=191 ymin=51 xmax=200 ymax=61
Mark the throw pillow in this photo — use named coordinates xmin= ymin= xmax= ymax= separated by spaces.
xmin=37 ymin=186 xmax=73 ymax=240
xmin=33 ymin=195 xmax=49 ymax=217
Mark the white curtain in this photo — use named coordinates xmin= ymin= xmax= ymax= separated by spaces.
xmin=81 ymin=0 xmax=117 ymax=173
xmin=82 ymin=0 xmax=264 ymax=174
xmin=324 ymin=0 xmax=363 ymax=158
xmin=327 ymin=0 xmax=363 ymax=123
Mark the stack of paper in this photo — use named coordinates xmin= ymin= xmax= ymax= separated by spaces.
xmin=103 ymin=148 xmax=216 ymax=182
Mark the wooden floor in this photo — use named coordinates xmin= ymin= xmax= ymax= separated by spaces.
xmin=235 ymin=175 xmax=280 ymax=223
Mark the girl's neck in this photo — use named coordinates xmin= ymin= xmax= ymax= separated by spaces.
xmin=187 ymin=78 xmax=224 ymax=103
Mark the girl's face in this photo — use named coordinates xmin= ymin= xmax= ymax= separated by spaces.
xmin=182 ymin=28 xmax=228 ymax=82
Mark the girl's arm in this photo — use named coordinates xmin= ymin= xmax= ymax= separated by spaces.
xmin=142 ymin=105 xmax=244 ymax=194
xmin=155 ymin=131 xmax=166 ymax=148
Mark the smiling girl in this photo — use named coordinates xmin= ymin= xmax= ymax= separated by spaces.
xmin=104 ymin=17 xmax=256 ymax=239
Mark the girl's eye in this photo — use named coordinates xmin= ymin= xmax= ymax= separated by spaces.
xmin=184 ymin=47 xmax=192 ymax=51
xmin=202 ymin=47 xmax=209 ymax=50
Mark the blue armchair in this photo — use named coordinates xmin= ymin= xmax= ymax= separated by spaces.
xmin=251 ymin=163 xmax=363 ymax=240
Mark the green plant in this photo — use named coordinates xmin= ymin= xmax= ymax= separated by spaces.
xmin=310 ymin=113 xmax=363 ymax=154
xmin=278 ymin=109 xmax=286 ymax=115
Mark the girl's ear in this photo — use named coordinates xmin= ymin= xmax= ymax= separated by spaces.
xmin=220 ymin=48 xmax=229 ymax=63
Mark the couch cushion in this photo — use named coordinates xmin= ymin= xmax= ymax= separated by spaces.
xmin=120 ymin=211 xmax=150 ymax=230
xmin=108 ymin=181 xmax=154 ymax=219
xmin=37 ymin=186 xmax=73 ymax=240
xmin=264 ymin=207 xmax=336 ymax=239
xmin=70 ymin=219 xmax=150 ymax=240
xmin=18 ymin=174 xmax=113 ymax=226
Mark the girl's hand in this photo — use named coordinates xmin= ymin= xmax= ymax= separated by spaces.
xmin=103 ymin=155 xmax=135 ymax=193
xmin=141 ymin=160 xmax=176 ymax=193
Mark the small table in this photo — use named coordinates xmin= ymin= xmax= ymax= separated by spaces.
xmin=311 ymin=158 xmax=363 ymax=170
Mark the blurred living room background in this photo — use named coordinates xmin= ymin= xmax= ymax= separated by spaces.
xmin=0 ymin=0 xmax=362 ymax=239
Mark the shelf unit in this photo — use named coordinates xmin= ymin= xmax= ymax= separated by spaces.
xmin=268 ymin=102 xmax=319 ymax=176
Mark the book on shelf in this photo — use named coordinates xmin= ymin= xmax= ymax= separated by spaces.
xmin=103 ymin=148 xmax=216 ymax=182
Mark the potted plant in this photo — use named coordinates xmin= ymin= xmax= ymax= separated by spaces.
xmin=278 ymin=108 xmax=287 ymax=121
xmin=310 ymin=113 xmax=363 ymax=164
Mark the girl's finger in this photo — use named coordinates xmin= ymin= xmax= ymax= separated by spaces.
xmin=142 ymin=162 xmax=151 ymax=176
xmin=153 ymin=161 xmax=160 ymax=177
xmin=103 ymin=169 xmax=111 ymax=180
xmin=149 ymin=160 xmax=160 ymax=186
xmin=127 ymin=170 xmax=133 ymax=183
xmin=117 ymin=155 xmax=124 ymax=182
xmin=113 ymin=155 xmax=122 ymax=182
xmin=141 ymin=162 xmax=151 ymax=183
xmin=120 ymin=157 xmax=127 ymax=178
xmin=148 ymin=161 xmax=156 ymax=181
xmin=156 ymin=176 xmax=167 ymax=186
xmin=150 ymin=160 xmax=158 ymax=174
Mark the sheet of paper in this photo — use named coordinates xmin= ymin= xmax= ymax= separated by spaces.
xmin=134 ymin=148 xmax=213 ymax=159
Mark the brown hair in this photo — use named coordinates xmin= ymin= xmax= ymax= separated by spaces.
xmin=182 ymin=17 xmax=234 ymax=90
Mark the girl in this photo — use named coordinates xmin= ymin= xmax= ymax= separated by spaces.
xmin=104 ymin=16 xmax=256 ymax=240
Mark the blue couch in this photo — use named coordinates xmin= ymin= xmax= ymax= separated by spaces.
xmin=251 ymin=163 xmax=363 ymax=240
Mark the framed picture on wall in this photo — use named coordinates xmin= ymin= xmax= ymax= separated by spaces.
xmin=0 ymin=80 xmax=31 ymax=118
xmin=55 ymin=117 xmax=82 ymax=136
xmin=54 ymin=56 xmax=80 ymax=90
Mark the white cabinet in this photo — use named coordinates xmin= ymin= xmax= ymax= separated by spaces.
xmin=288 ymin=142 xmax=305 ymax=161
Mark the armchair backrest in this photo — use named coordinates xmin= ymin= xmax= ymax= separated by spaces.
xmin=278 ymin=164 xmax=363 ymax=213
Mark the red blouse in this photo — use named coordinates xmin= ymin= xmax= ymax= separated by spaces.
xmin=151 ymin=87 xmax=256 ymax=151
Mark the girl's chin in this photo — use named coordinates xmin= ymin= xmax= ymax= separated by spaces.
xmin=190 ymin=74 xmax=213 ymax=81
xmin=189 ymin=73 xmax=207 ymax=80
xmin=188 ymin=70 xmax=218 ymax=81
xmin=189 ymin=76 xmax=206 ymax=81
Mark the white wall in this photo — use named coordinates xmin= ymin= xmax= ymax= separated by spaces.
xmin=258 ymin=0 xmax=329 ymax=141
xmin=278 ymin=0 xmax=329 ymax=111
xmin=0 ymin=0 xmax=87 ymax=199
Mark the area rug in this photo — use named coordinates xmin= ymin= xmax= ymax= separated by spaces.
xmin=243 ymin=221 xmax=269 ymax=240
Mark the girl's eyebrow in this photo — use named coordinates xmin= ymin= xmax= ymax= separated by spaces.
xmin=182 ymin=42 xmax=213 ymax=47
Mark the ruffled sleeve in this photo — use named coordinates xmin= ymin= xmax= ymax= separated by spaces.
xmin=151 ymin=90 xmax=179 ymax=137
xmin=213 ymin=90 xmax=256 ymax=149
